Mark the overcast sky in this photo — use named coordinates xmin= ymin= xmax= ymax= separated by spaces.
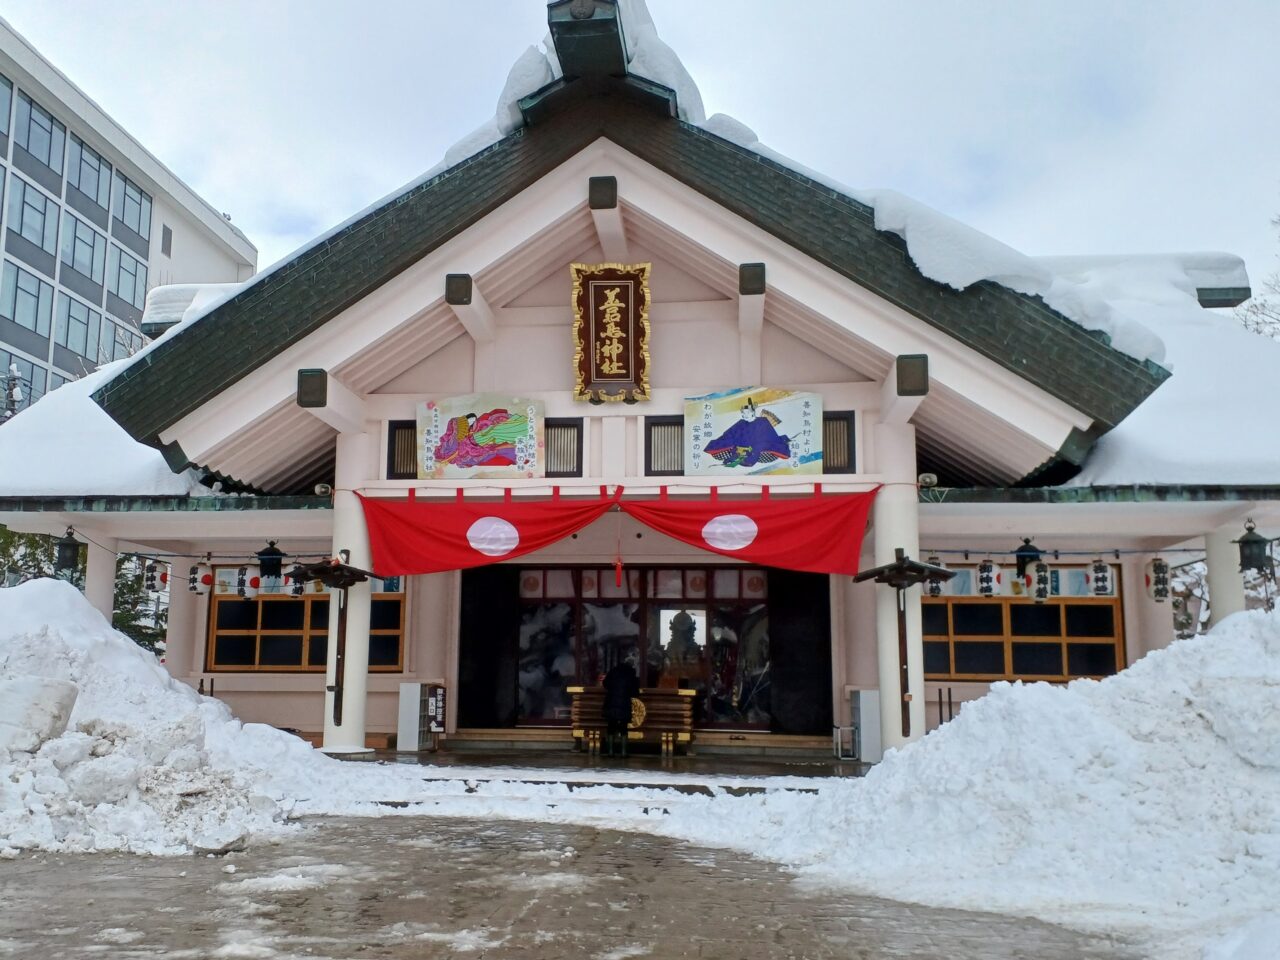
xmin=5 ymin=1 xmax=1277 ymax=295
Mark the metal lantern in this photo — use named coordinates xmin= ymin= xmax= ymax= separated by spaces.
xmin=1144 ymin=557 xmax=1171 ymax=603
xmin=236 ymin=564 xmax=262 ymax=599
xmin=1235 ymin=520 xmax=1274 ymax=577
xmin=976 ymin=558 xmax=1002 ymax=596
xmin=1024 ymin=559 xmax=1052 ymax=603
xmin=188 ymin=562 xmax=214 ymax=594
xmin=925 ymin=554 xmax=949 ymax=597
xmin=144 ymin=561 xmax=170 ymax=592
xmin=55 ymin=527 xmax=81 ymax=576
xmin=1088 ymin=558 xmax=1113 ymax=596
xmin=256 ymin=540 xmax=285 ymax=580
xmin=1013 ymin=538 xmax=1043 ymax=579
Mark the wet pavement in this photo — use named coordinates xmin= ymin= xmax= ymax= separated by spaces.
xmin=0 ymin=817 xmax=1141 ymax=959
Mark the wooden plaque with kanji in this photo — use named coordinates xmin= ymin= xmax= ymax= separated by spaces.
xmin=571 ymin=262 xmax=651 ymax=403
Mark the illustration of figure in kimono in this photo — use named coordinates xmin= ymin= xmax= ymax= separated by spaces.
xmin=433 ymin=407 xmax=528 ymax=468
xmin=703 ymin=398 xmax=790 ymax=468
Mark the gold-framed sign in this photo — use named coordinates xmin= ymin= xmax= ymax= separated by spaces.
xmin=571 ymin=262 xmax=651 ymax=403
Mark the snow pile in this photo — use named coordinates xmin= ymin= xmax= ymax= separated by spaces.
xmin=0 ymin=360 xmax=207 ymax=497
xmin=0 ymin=579 xmax=292 ymax=854
xmin=141 ymin=282 xmax=241 ymax=332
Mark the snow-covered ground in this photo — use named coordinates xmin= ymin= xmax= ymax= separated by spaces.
xmin=1 ymin=579 xmax=1276 ymax=958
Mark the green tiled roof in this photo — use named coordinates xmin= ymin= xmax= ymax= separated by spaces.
xmin=94 ymin=94 xmax=1168 ymax=448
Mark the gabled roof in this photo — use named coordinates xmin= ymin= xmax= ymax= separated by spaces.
xmin=94 ymin=92 xmax=1168 ymax=455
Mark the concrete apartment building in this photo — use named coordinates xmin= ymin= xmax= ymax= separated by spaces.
xmin=0 ymin=16 xmax=256 ymax=414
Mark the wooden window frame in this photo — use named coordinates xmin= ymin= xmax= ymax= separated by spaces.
xmin=544 ymin=417 xmax=584 ymax=478
xmin=386 ymin=419 xmax=416 ymax=480
xmin=644 ymin=415 xmax=684 ymax=476
xmin=922 ymin=586 xmax=1125 ymax=683
xmin=205 ymin=573 xmax=406 ymax=673
xmin=822 ymin=410 xmax=857 ymax=473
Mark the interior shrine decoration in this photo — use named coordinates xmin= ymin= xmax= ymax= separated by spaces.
xmin=684 ymin=387 xmax=822 ymax=476
xmin=571 ymin=262 xmax=651 ymax=403
xmin=417 ymin=393 xmax=545 ymax=480
xmin=358 ymin=486 xmax=879 ymax=578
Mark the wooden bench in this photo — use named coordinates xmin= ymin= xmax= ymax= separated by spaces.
xmin=567 ymin=686 xmax=696 ymax=756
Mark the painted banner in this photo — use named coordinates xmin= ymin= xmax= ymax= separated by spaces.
xmin=417 ymin=394 xmax=545 ymax=479
xmin=685 ymin=387 xmax=823 ymax=476
xmin=571 ymin=262 xmax=651 ymax=403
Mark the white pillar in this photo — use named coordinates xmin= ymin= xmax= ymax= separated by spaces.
xmin=164 ymin=573 xmax=196 ymax=676
xmin=322 ymin=431 xmax=375 ymax=754
xmin=83 ymin=535 xmax=118 ymax=620
xmin=1205 ymin=523 xmax=1247 ymax=628
xmin=872 ymin=422 xmax=924 ymax=751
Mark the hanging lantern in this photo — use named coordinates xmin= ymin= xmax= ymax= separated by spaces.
xmin=54 ymin=527 xmax=81 ymax=576
xmin=925 ymin=554 xmax=948 ymax=597
xmin=1144 ymin=557 xmax=1170 ymax=602
xmin=976 ymin=558 xmax=1002 ymax=596
xmin=236 ymin=564 xmax=262 ymax=599
xmin=144 ymin=561 xmax=170 ymax=592
xmin=188 ymin=562 xmax=214 ymax=594
xmin=1013 ymin=538 xmax=1043 ymax=579
xmin=1087 ymin=557 xmax=1113 ymax=596
xmin=1024 ymin=559 xmax=1052 ymax=603
xmin=256 ymin=540 xmax=285 ymax=580
xmin=1235 ymin=520 xmax=1274 ymax=578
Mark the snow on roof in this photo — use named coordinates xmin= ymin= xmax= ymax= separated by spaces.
xmin=1068 ymin=289 xmax=1280 ymax=486
xmin=0 ymin=359 xmax=207 ymax=498
xmin=141 ymin=283 xmax=242 ymax=331
xmin=0 ymin=281 xmax=252 ymax=499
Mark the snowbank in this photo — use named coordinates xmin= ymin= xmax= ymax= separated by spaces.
xmin=3 ymin=578 xmax=1278 ymax=958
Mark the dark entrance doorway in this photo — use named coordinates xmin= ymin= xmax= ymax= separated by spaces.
xmin=457 ymin=565 xmax=833 ymax=734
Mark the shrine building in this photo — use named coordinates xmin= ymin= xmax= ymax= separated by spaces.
xmin=1 ymin=1 xmax=1275 ymax=760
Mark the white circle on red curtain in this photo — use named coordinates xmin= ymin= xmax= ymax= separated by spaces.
xmin=467 ymin=517 xmax=520 ymax=556
xmin=702 ymin=514 xmax=758 ymax=551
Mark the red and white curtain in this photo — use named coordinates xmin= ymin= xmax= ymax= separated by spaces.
xmin=358 ymin=486 xmax=879 ymax=578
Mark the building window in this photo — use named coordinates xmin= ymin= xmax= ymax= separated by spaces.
xmin=922 ymin=566 xmax=1125 ymax=682
xmin=0 ymin=260 xmax=54 ymax=336
xmin=13 ymin=91 xmax=65 ymax=175
xmin=49 ymin=371 xmax=70 ymax=391
xmin=822 ymin=411 xmax=856 ymax=473
xmin=60 ymin=211 xmax=107 ymax=284
xmin=644 ymin=416 xmax=684 ymax=476
xmin=385 ymin=420 xmax=417 ymax=480
xmin=98 ymin=315 xmax=142 ymax=363
xmin=161 ymin=224 xmax=173 ymax=257
xmin=545 ymin=418 xmax=583 ymax=477
xmin=55 ymin=294 xmax=101 ymax=359
xmin=7 ymin=176 xmax=59 ymax=256
xmin=67 ymin=135 xmax=111 ymax=211
xmin=205 ymin=569 xmax=405 ymax=672
xmin=0 ymin=75 xmax=11 ymax=138
xmin=107 ymin=244 xmax=148 ymax=310
xmin=0 ymin=347 xmax=46 ymax=412
xmin=111 ymin=170 xmax=152 ymax=241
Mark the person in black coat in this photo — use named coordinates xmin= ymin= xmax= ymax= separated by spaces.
xmin=602 ymin=657 xmax=640 ymax=757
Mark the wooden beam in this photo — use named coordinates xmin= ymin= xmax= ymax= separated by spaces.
xmin=588 ymin=176 xmax=628 ymax=261
xmin=296 ymin=369 xmax=367 ymax=434
xmin=444 ymin=273 xmax=496 ymax=343
xmin=879 ymin=354 xmax=929 ymax=424
xmin=738 ymin=263 xmax=765 ymax=382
